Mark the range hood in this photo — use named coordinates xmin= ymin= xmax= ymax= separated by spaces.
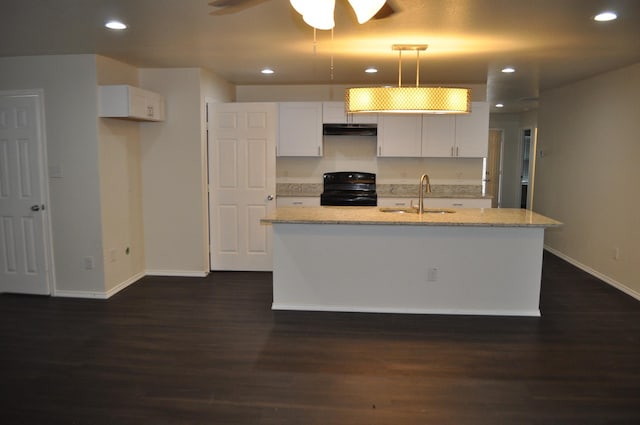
xmin=323 ymin=123 xmax=377 ymax=136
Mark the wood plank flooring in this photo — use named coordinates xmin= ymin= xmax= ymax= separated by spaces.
xmin=1 ymin=252 xmax=639 ymax=424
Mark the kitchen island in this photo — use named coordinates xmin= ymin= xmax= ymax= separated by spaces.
xmin=262 ymin=207 xmax=561 ymax=317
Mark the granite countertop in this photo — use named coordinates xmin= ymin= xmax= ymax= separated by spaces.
xmin=262 ymin=206 xmax=562 ymax=228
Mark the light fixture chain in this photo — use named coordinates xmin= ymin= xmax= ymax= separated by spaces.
xmin=416 ymin=50 xmax=420 ymax=87
xmin=398 ymin=49 xmax=402 ymax=87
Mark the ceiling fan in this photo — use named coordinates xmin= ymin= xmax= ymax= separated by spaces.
xmin=209 ymin=0 xmax=396 ymax=22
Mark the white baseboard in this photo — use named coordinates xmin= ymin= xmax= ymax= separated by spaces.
xmin=53 ymin=272 xmax=145 ymax=299
xmin=544 ymin=246 xmax=640 ymax=302
xmin=105 ymin=272 xmax=145 ymax=298
xmin=272 ymin=303 xmax=541 ymax=317
xmin=145 ymin=269 xmax=209 ymax=277
xmin=53 ymin=289 xmax=110 ymax=299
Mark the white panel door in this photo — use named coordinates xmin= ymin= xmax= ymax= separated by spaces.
xmin=0 ymin=92 xmax=51 ymax=295
xmin=208 ymin=102 xmax=276 ymax=271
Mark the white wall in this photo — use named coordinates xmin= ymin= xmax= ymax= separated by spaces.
xmin=96 ymin=56 xmax=146 ymax=293
xmin=536 ymin=63 xmax=640 ymax=297
xmin=0 ymin=55 xmax=105 ymax=293
xmin=138 ymin=68 xmax=234 ymax=275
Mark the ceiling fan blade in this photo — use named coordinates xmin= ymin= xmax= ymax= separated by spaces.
xmin=209 ymin=0 xmax=270 ymax=15
xmin=373 ymin=1 xmax=396 ymax=19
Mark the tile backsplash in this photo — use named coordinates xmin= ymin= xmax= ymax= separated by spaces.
xmin=277 ymin=136 xmax=484 ymax=185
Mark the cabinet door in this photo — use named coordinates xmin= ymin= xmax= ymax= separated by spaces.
xmin=278 ymin=102 xmax=323 ymax=156
xmin=276 ymin=197 xmax=320 ymax=207
xmin=128 ymin=86 xmax=148 ymax=119
xmin=145 ymin=91 xmax=165 ymax=121
xmin=424 ymin=198 xmax=491 ymax=208
xmin=322 ymin=101 xmax=346 ymax=123
xmin=454 ymin=101 xmax=489 ymax=157
xmin=351 ymin=112 xmax=377 ymax=124
xmin=378 ymin=198 xmax=416 ymax=207
xmin=377 ymin=114 xmax=422 ymax=157
xmin=421 ymin=115 xmax=455 ymax=157
xmin=322 ymin=101 xmax=377 ymax=124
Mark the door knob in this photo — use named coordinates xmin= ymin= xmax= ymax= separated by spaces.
xmin=267 ymin=195 xmax=274 ymax=201
xmin=30 ymin=204 xmax=42 ymax=211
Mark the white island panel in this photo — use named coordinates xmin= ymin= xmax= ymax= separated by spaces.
xmin=272 ymin=223 xmax=544 ymax=316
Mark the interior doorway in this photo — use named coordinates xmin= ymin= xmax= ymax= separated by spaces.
xmin=519 ymin=128 xmax=537 ymax=209
xmin=484 ymin=129 xmax=503 ymax=207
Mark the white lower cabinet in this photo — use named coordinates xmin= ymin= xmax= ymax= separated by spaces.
xmin=378 ymin=197 xmax=491 ymax=208
xmin=378 ymin=198 xmax=416 ymax=207
xmin=425 ymin=198 xmax=491 ymax=208
xmin=276 ymin=196 xmax=320 ymax=207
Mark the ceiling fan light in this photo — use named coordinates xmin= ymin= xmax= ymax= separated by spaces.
xmin=347 ymin=0 xmax=386 ymax=24
xmin=289 ymin=0 xmax=306 ymax=15
xmin=302 ymin=0 xmax=335 ymax=30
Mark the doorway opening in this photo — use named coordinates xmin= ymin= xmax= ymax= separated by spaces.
xmin=484 ymin=128 xmax=504 ymax=208
xmin=519 ymin=128 xmax=537 ymax=209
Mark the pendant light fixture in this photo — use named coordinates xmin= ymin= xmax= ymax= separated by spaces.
xmin=346 ymin=45 xmax=472 ymax=114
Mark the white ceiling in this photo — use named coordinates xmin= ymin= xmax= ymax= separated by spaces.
xmin=2 ymin=0 xmax=639 ymax=113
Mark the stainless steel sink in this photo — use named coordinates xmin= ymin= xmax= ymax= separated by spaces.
xmin=379 ymin=207 xmax=455 ymax=214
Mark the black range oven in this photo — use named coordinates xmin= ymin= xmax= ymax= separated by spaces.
xmin=320 ymin=172 xmax=377 ymax=206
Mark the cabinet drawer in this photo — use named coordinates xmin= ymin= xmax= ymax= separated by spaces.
xmin=276 ymin=197 xmax=320 ymax=207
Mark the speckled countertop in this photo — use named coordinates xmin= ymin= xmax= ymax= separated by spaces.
xmin=276 ymin=183 xmax=491 ymax=199
xmin=262 ymin=206 xmax=561 ymax=228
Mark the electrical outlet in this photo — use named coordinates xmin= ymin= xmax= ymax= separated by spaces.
xmin=427 ymin=267 xmax=438 ymax=282
xmin=110 ymin=249 xmax=117 ymax=262
xmin=613 ymin=247 xmax=620 ymax=261
xmin=84 ymin=256 xmax=95 ymax=270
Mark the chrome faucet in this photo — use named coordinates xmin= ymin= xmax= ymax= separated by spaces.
xmin=417 ymin=173 xmax=431 ymax=214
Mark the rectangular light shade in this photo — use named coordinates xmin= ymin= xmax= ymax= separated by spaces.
xmin=346 ymin=86 xmax=472 ymax=114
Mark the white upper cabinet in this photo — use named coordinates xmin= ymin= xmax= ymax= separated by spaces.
xmin=454 ymin=101 xmax=489 ymax=157
xmin=377 ymin=114 xmax=422 ymax=157
xmin=421 ymin=102 xmax=489 ymax=158
xmin=322 ymin=101 xmax=377 ymax=124
xmin=421 ymin=115 xmax=456 ymax=157
xmin=99 ymin=85 xmax=165 ymax=122
xmin=278 ymin=102 xmax=323 ymax=156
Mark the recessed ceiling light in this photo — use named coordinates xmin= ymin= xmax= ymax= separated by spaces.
xmin=495 ymin=103 xmax=504 ymax=108
xmin=501 ymin=67 xmax=515 ymax=73
xmin=105 ymin=20 xmax=127 ymax=30
xmin=365 ymin=67 xmax=378 ymax=74
xmin=594 ymin=11 xmax=617 ymax=22
xmin=261 ymin=68 xmax=275 ymax=75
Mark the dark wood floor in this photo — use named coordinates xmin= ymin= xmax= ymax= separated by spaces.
xmin=1 ymin=252 xmax=639 ymax=425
